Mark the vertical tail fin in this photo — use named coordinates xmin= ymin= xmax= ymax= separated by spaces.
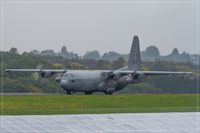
xmin=128 ymin=36 xmax=141 ymax=71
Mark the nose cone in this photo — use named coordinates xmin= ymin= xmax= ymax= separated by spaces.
xmin=60 ymin=79 xmax=68 ymax=88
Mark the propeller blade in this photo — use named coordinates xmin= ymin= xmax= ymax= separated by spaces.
xmin=32 ymin=72 xmax=39 ymax=80
xmin=32 ymin=64 xmax=43 ymax=80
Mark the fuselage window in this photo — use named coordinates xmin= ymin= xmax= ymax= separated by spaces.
xmin=71 ymin=79 xmax=75 ymax=83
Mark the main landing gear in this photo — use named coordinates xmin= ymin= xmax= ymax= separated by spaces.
xmin=66 ymin=90 xmax=72 ymax=95
xmin=104 ymin=88 xmax=114 ymax=95
xmin=84 ymin=91 xmax=93 ymax=95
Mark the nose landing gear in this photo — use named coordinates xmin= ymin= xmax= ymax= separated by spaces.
xmin=105 ymin=88 xmax=114 ymax=95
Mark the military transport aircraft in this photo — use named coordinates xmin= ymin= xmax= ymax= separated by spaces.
xmin=5 ymin=36 xmax=192 ymax=95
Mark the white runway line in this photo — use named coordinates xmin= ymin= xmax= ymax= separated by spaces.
xmin=1 ymin=112 xmax=200 ymax=133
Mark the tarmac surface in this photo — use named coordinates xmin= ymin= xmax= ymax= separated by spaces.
xmin=1 ymin=112 xmax=200 ymax=133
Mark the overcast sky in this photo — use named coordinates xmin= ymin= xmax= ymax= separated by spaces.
xmin=1 ymin=0 xmax=199 ymax=55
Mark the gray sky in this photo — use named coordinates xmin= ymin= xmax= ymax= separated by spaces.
xmin=2 ymin=0 xmax=199 ymax=55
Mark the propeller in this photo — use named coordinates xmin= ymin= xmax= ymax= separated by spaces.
xmin=32 ymin=64 xmax=43 ymax=80
xmin=55 ymin=72 xmax=64 ymax=83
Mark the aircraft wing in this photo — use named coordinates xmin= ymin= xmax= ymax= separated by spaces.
xmin=136 ymin=71 xmax=193 ymax=76
xmin=5 ymin=69 xmax=66 ymax=73
xmin=117 ymin=70 xmax=193 ymax=76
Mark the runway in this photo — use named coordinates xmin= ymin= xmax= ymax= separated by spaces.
xmin=1 ymin=112 xmax=200 ymax=133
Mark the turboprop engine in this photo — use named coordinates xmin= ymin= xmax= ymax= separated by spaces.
xmin=131 ymin=73 xmax=146 ymax=82
xmin=39 ymin=71 xmax=55 ymax=78
xmin=117 ymin=74 xmax=133 ymax=84
xmin=117 ymin=73 xmax=146 ymax=84
xmin=55 ymin=73 xmax=64 ymax=83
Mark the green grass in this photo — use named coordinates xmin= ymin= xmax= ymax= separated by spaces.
xmin=0 ymin=94 xmax=199 ymax=115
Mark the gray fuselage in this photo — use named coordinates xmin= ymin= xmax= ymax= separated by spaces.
xmin=59 ymin=70 xmax=129 ymax=93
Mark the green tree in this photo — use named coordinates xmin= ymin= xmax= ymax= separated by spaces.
xmin=112 ymin=57 xmax=126 ymax=69
xmin=9 ymin=47 xmax=19 ymax=54
xmin=83 ymin=51 xmax=100 ymax=60
xmin=145 ymin=46 xmax=160 ymax=57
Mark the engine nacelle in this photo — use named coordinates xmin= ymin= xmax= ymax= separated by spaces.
xmin=132 ymin=73 xmax=146 ymax=82
xmin=117 ymin=75 xmax=133 ymax=84
xmin=117 ymin=73 xmax=146 ymax=84
xmin=39 ymin=71 xmax=54 ymax=78
xmin=113 ymin=72 xmax=121 ymax=80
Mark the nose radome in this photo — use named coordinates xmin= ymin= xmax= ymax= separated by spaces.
xmin=60 ymin=79 xmax=68 ymax=87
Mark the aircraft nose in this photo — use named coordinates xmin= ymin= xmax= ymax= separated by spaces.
xmin=60 ymin=79 xmax=68 ymax=88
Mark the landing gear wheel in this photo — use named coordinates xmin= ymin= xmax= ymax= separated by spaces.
xmin=105 ymin=89 xmax=113 ymax=95
xmin=84 ymin=91 xmax=93 ymax=95
xmin=66 ymin=90 xmax=72 ymax=95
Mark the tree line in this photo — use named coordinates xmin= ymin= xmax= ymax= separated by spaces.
xmin=0 ymin=49 xmax=199 ymax=94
